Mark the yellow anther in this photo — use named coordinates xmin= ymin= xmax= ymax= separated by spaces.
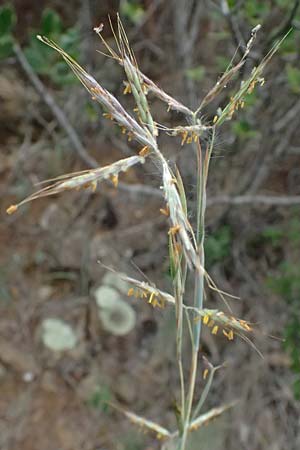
xmin=168 ymin=225 xmax=181 ymax=236
xmin=181 ymin=131 xmax=188 ymax=145
xmin=6 ymin=205 xmax=18 ymax=215
xmin=90 ymin=180 xmax=98 ymax=192
xmin=159 ymin=206 xmax=170 ymax=217
xmin=110 ymin=174 xmax=119 ymax=188
xmin=223 ymin=329 xmax=234 ymax=340
xmin=212 ymin=325 xmax=219 ymax=335
xmin=208 ymin=319 xmax=215 ymax=328
xmin=123 ymin=83 xmax=131 ymax=95
xmin=203 ymin=315 xmax=209 ymax=325
xmin=148 ymin=292 xmax=155 ymax=304
xmin=139 ymin=146 xmax=150 ymax=157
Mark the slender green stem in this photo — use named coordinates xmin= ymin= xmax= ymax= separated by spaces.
xmin=179 ymin=350 xmax=198 ymax=450
xmin=192 ymin=365 xmax=222 ymax=420
xmin=204 ymin=127 xmax=216 ymax=186
xmin=179 ymin=117 xmax=214 ymax=449
xmin=175 ymin=273 xmax=186 ymax=423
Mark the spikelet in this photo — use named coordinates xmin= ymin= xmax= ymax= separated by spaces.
xmin=115 ymin=16 xmax=157 ymax=137
xmin=123 ymin=56 xmax=157 ymax=135
xmin=161 ymin=160 xmax=198 ymax=269
xmin=188 ymin=402 xmax=237 ymax=432
xmin=93 ymin=16 xmax=194 ymax=118
xmin=127 ymin=277 xmax=168 ymax=309
xmin=140 ymin=68 xmax=194 ymax=117
xmin=215 ymin=30 xmax=287 ymax=126
xmin=194 ymin=308 xmax=253 ymax=336
xmin=109 ymin=403 xmax=171 ymax=440
xmin=124 ymin=275 xmax=175 ymax=306
xmin=196 ymin=24 xmax=262 ymax=114
xmin=37 ymin=36 xmax=156 ymax=150
xmin=6 ymin=155 xmax=145 ymax=212
xmin=169 ymin=124 xmax=212 ymax=144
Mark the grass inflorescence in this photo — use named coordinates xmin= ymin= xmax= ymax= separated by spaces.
xmin=6 ymin=15 xmax=287 ymax=450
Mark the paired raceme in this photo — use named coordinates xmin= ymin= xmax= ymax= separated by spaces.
xmin=124 ymin=272 xmax=252 ymax=337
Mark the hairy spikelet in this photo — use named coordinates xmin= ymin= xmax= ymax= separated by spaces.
xmin=187 ymin=402 xmax=236 ymax=432
xmin=109 ymin=403 xmax=171 ymax=440
xmin=37 ymin=36 xmax=156 ymax=149
xmin=161 ymin=160 xmax=198 ymax=268
xmin=6 ymin=155 xmax=145 ymax=213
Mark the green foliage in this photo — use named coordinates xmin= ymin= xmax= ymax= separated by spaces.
xmin=264 ymin=218 xmax=300 ymax=400
xmin=275 ymin=0 xmax=295 ymax=8
xmin=262 ymin=226 xmax=284 ymax=246
xmin=232 ymin=119 xmax=258 ymax=140
xmin=278 ymin=29 xmax=298 ymax=56
xmin=216 ymin=56 xmax=231 ymax=73
xmin=267 ymin=262 xmax=300 ymax=303
xmin=262 ymin=217 xmax=300 ymax=247
xmin=286 ymin=64 xmax=300 ymax=94
xmin=244 ymin=0 xmax=270 ymax=23
xmin=186 ymin=66 xmax=206 ymax=82
xmin=88 ymin=384 xmax=111 ymax=412
xmin=0 ymin=3 xmax=16 ymax=58
xmin=24 ymin=8 xmax=80 ymax=85
xmin=120 ymin=1 xmax=145 ymax=25
xmin=0 ymin=4 xmax=80 ymax=84
xmin=227 ymin=0 xmax=235 ymax=8
xmin=205 ymin=226 xmax=231 ymax=268
xmin=41 ymin=8 xmax=62 ymax=35
xmin=293 ymin=378 xmax=300 ymax=400
xmin=284 ymin=317 xmax=300 ymax=369
xmin=0 ymin=3 xmax=15 ymax=34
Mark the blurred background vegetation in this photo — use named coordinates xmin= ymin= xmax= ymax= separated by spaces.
xmin=0 ymin=1 xmax=299 ymax=449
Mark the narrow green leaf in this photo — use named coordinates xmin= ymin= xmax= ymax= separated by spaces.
xmin=169 ymin=233 xmax=177 ymax=280
xmin=175 ymin=167 xmax=188 ymax=217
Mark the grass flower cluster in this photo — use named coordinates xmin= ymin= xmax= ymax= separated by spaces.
xmin=6 ymin=15 xmax=286 ymax=450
